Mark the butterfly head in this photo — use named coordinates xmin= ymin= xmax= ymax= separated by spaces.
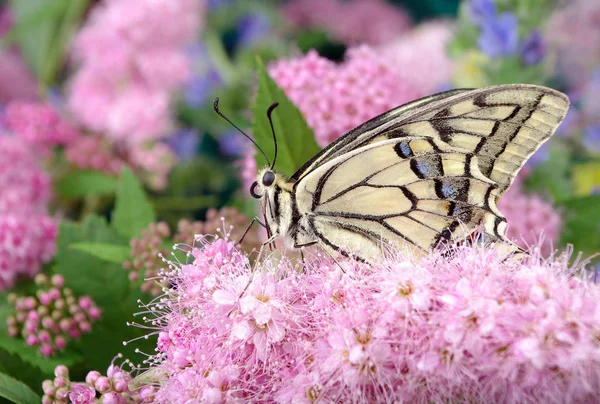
xmin=250 ymin=168 xmax=279 ymax=199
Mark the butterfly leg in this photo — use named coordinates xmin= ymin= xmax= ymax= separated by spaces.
xmin=294 ymin=241 xmax=318 ymax=273
xmin=294 ymin=240 xmax=346 ymax=273
xmin=237 ymin=217 xmax=267 ymax=245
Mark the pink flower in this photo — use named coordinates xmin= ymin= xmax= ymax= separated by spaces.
xmin=7 ymin=274 xmax=101 ymax=354
xmin=283 ymin=0 xmax=412 ymax=45
xmin=68 ymin=383 xmax=96 ymax=404
xmin=0 ymin=136 xmax=56 ymax=289
xmin=68 ymin=0 xmax=204 ymax=143
xmin=3 ymin=101 xmax=80 ymax=155
xmin=134 ymin=234 xmax=600 ymax=402
xmin=378 ymin=20 xmax=456 ymax=94
xmin=269 ymin=47 xmax=422 ymax=147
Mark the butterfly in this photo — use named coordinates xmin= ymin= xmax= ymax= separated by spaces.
xmin=215 ymin=84 xmax=569 ymax=262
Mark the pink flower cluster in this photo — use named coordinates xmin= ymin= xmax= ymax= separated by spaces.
xmin=68 ymin=0 xmax=203 ymax=143
xmin=3 ymin=101 xmax=79 ymax=155
xmin=283 ymin=0 xmax=412 ymax=45
xmin=0 ymin=135 xmax=56 ymax=289
xmin=138 ymin=236 xmax=600 ymax=402
xmin=378 ymin=20 xmax=456 ymax=94
xmin=6 ymin=274 xmax=101 ymax=356
xmin=64 ymin=135 xmax=123 ymax=175
xmin=498 ymin=177 xmax=562 ymax=256
xmin=42 ymin=361 xmax=150 ymax=404
xmin=269 ymin=47 xmax=422 ymax=147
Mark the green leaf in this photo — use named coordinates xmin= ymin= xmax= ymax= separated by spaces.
xmin=0 ymin=372 xmax=40 ymax=404
xmin=7 ymin=0 xmax=89 ymax=88
xmin=54 ymin=216 xmax=155 ymax=371
xmin=252 ymin=57 xmax=321 ymax=177
xmin=559 ymin=195 xmax=600 ymax=256
xmin=0 ymin=334 xmax=83 ymax=376
xmin=112 ymin=167 xmax=156 ymax=239
xmin=57 ymin=170 xmax=118 ymax=198
xmin=526 ymin=141 xmax=573 ymax=202
xmin=70 ymin=242 xmax=130 ymax=264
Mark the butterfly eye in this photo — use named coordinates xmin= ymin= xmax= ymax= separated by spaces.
xmin=262 ymin=171 xmax=275 ymax=187
xmin=250 ymin=181 xmax=261 ymax=199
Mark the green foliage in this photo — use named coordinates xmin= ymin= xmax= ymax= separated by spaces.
xmin=54 ymin=215 xmax=155 ymax=372
xmin=70 ymin=243 xmax=131 ymax=264
xmin=6 ymin=0 xmax=90 ymax=89
xmin=559 ymin=195 xmax=600 ymax=257
xmin=57 ymin=171 xmax=118 ymax=198
xmin=526 ymin=142 xmax=574 ymax=203
xmin=0 ymin=372 xmax=40 ymax=404
xmin=112 ymin=167 xmax=156 ymax=239
xmin=252 ymin=57 xmax=321 ymax=178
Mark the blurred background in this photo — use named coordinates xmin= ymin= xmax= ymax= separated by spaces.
xmin=0 ymin=0 xmax=599 ymax=399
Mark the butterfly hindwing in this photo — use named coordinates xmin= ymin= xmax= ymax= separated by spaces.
xmin=293 ymin=137 xmax=504 ymax=261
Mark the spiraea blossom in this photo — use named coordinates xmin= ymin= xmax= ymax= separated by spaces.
xmin=41 ymin=359 xmax=148 ymax=404
xmin=0 ymin=135 xmax=56 ymax=290
xmin=123 ymin=208 xmax=261 ymax=295
xmin=68 ymin=0 xmax=204 ymax=142
xmin=268 ymin=47 xmax=422 ymax=147
xmin=378 ymin=20 xmax=456 ymax=94
xmin=3 ymin=101 xmax=80 ymax=155
xmin=135 ymin=234 xmax=600 ymax=403
xmin=283 ymin=0 xmax=412 ymax=45
xmin=6 ymin=274 xmax=101 ymax=356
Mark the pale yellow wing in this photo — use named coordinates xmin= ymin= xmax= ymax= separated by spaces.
xmin=293 ymin=137 xmax=506 ymax=261
xmin=290 ymin=85 xmax=569 ymax=195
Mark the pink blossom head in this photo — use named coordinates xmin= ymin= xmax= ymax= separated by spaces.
xmin=68 ymin=383 xmax=96 ymax=404
xmin=269 ymin=46 xmax=422 ymax=147
xmin=135 ymin=233 xmax=600 ymax=402
xmin=68 ymin=0 xmax=204 ymax=143
xmin=283 ymin=0 xmax=412 ymax=45
xmin=0 ymin=135 xmax=56 ymax=289
xmin=3 ymin=101 xmax=79 ymax=154
xmin=378 ymin=20 xmax=456 ymax=94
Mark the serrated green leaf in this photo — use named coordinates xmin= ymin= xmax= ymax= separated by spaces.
xmin=70 ymin=242 xmax=130 ymax=264
xmin=57 ymin=170 xmax=118 ymax=198
xmin=112 ymin=167 xmax=156 ymax=239
xmin=252 ymin=57 xmax=321 ymax=177
xmin=559 ymin=195 xmax=600 ymax=256
xmin=54 ymin=215 xmax=155 ymax=371
xmin=0 ymin=372 xmax=40 ymax=404
xmin=0 ymin=334 xmax=83 ymax=375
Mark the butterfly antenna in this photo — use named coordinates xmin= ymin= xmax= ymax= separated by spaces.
xmin=266 ymin=102 xmax=279 ymax=169
xmin=213 ymin=98 xmax=271 ymax=166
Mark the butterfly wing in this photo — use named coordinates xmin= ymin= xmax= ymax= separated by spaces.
xmin=290 ymin=84 xmax=569 ymax=195
xmin=293 ymin=137 xmax=506 ymax=261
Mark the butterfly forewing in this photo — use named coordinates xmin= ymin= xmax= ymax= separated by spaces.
xmin=290 ymin=85 xmax=569 ymax=196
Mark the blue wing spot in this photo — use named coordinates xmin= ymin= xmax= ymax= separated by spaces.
xmin=441 ymin=182 xmax=456 ymax=198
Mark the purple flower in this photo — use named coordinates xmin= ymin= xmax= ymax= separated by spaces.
xmin=219 ymin=132 xmax=248 ymax=157
xmin=478 ymin=12 xmax=519 ymax=57
xmin=469 ymin=0 xmax=496 ymax=26
xmin=184 ymin=69 xmax=222 ymax=107
xmin=164 ymin=129 xmax=200 ymax=161
xmin=238 ymin=11 xmax=271 ymax=47
xmin=583 ymin=125 xmax=600 ymax=153
xmin=520 ymin=30 xmax=547 ymax=65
